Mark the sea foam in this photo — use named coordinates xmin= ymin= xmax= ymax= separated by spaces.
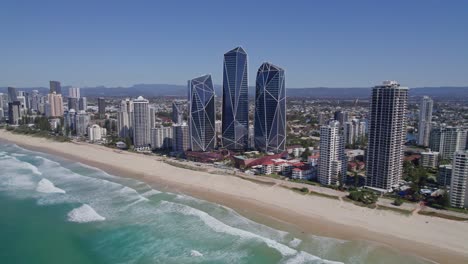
xmin=190 ymin=250 xmax=203 ymax=257
xmin=68 ymin=204 xmax=106 ymax=223
xmin=36 ymin=178 xmax=66 ymax=194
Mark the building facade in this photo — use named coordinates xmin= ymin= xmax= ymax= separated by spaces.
xmin=132 ymin=96 xmax=150 ymax=149
xmin=151 ymin=126 xmax=173 ymax=150
xmin=117 ymin=99 xmax=134 ymax=139
xmin=221 ymin=47 xmax=249 ymax=150
xmin=47 ymin=92 xmax=64 ymax=117
xmin=172 ymin=123 xmax=190 ymax=153
xmin=188 ymin=74 xmax=216 ymax=152
xmin=417 ymin=96 xmax=433 ymax=146
xmin=97 ymin=97 xmax=106 ymax=118
xmin=450 ymin=150 xmax=468 ymax=208
xmin=366 ymin=81 xmax=408 ymax=190
xmin=172 ymin=100 xmax=185 ymax=124
xmin=318 ymin=121 xmax=346 ymax=185
xmin=75 ymin=110 xmax=90 ymax=137
xmin=420 ymin=150 xmax=439 ymax=168
xmin=429 ymin=125 xmax=467 ymax=160
xmin=254 ymin=62 xmax=286 ymax=153
xmin=49 ymin=81 xmax=62 ymax=94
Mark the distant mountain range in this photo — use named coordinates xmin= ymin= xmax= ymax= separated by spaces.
xmin=1 ymin=84 xmax=467 ymax=99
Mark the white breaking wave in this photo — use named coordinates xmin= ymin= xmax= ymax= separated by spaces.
xmin=190 ymin=250 xmax=203 ymax=257
xmin=141 ymin=189 xmax=162 ymax=197
xmin=68 ymin=204 xmax=106 ymax=223
xmin=11 ymin=153 xmax=26 ymax=157
xmin=36 ymin=178 xmax=66 ymax=194
xmin=161 ymin=201 xmax=343 ymax=263
xmin=289 ymin=238 xmax=302 ymax=248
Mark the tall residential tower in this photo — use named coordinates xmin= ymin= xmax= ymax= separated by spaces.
xmin=417 ymin=96 xmax=433 ymax=146
xmin=366 ymin=81 xmax=408 ymax=190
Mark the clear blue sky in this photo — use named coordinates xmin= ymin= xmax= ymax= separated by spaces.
xmin=1 ymin=0 xmax=467 ymax=88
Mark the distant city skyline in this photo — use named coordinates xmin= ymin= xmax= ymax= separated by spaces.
xmin=1 ymin=1 xmax=468 ymax=88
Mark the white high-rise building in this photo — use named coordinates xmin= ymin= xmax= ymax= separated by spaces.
xmin=149 ymin=107 xmax=156 ymax=129
xmin=450 ymin=150 xmax=468 ymax=208
xmin=417 ymin=96 xmax=433 ymax=146
xmin=318 ymin=121 xmax=346 ymax=185
xmin=151 ymin=126 xmax=173 ymax=150
xmin=75 ymin=110 xmax=90 ymax=137
xmin=88 ymin=124 xmax=106 ymax=142
xmin=429 ymin=125 xmax=467 ymax=160
xmin=117 ymin=99 xmax=134 ymax=138
xmin=343 ymin=119 xmax=366 ymax=145
xmin=366 ymin=81 xmax=408 ymax=190
xmin=172 ymin=123 xmax=190 ymax=153
xmin=68 ymin=87 xmax=81 ymax=98
xmin=132 ymin=96 xmax=150 ymax=149
xmin=79 ymin=97 xmax=87 ymax=111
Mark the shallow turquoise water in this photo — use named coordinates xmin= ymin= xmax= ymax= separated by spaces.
xmin=0 ymin=143 xmax=432 ymax=264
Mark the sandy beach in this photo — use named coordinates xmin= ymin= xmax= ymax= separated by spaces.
xmin=1 ymin=130 xmax=467 ymax=264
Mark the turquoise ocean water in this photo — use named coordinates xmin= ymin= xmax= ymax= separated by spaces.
xmin=0 ymin=142 xmax=432 ymax=264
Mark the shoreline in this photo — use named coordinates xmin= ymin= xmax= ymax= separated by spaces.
xmin=1 ymin=131 xmax=468 ymax=263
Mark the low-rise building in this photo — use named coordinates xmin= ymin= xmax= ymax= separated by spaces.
xmin=421 ymin=150 xmax=439 ymax=168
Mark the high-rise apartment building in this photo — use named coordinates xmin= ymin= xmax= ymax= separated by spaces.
xmin=172 ymin=123 xmax=190 ymax=153
xmin=334 ymin=110 xmax=349 ymax=126
xmin=97 ymin=97 xmax=106 ymax=118
xmin=8 ymin=101 xmax=21 ymax=125
xmin=366 ymin=81 xmax=408 ymax=190
xmin=75 ymin=110 xmax=90 ymax=137
xmin=47 ymin=92 xmax=64 ymax=117
xmin=117 ymin=99 xmax=134 ymax=138
xmin=68 ymin=87 xmax=81 ymax=98
xmin=49 ymin=81 xmax=62 ymax=94
xmin=68 ymin=97 xmax=78 ymax=111
xmin=221 ymin=47 xmax=249 ymax=150
xmin=254 ymin=62 xmax=286 ymax=153
xmin=132 ymin=96 xmax=150 ymax=149
xmin=7 ymin=87 xmax=18 ymax=102
xmin=429 ymin=125 xmax=467 ymax=160
xmin=417 ymin=96 xmax=433 ymax=146
xmin=450 ymin=150 xmax=468 ymax=208
xmin=188 ymin=74 xmax=216 ymax=152
xmin=151 ymin=126 xmax=173 ymax=150
xmin=79 ymin=97 xmax=87 ymax=111
xmin=318 ymin=121 xmax=346 ymax=185
xmin=172 ymin=101 xmax=185 ymax=124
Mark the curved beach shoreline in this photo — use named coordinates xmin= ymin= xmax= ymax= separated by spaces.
xmin=1 ymin=130 xmax=467 ymax=264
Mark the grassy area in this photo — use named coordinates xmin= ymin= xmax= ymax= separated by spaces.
xmin=308 ymin=190 xmax=340 ymax=200
xmin=418 ymin=211 xmax=468 ymax=221
xmin=238 ymin=176 xmax=277 ymax=186
xmin=377 ymin=205 xmax=412 ymax=216
xmin=5 ymin=126 xmax=70 ymax=142
xmin=343 ymin=197 xmax=377 ymax=208
xmin=445 ymin=207 xmax=468 ymax=215
xmin=163 ymin=160 xmax=207 ymax=172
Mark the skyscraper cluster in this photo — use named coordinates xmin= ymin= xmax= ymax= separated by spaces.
xmin=177 ymin=47 xmax=286 ymax=154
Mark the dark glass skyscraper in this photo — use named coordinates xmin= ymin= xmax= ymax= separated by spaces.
xmin=49 ymin=81 xmax=62 ymax=94
xmin=7 ymin=87 xmax=18 ymax=102
xmin=221 ymin=47 xmax=249 ymax=150
xmin=188 ymin=74 xmax=216 ymax=152
xmin=254 ymin=63 xmax=286 ymax=153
